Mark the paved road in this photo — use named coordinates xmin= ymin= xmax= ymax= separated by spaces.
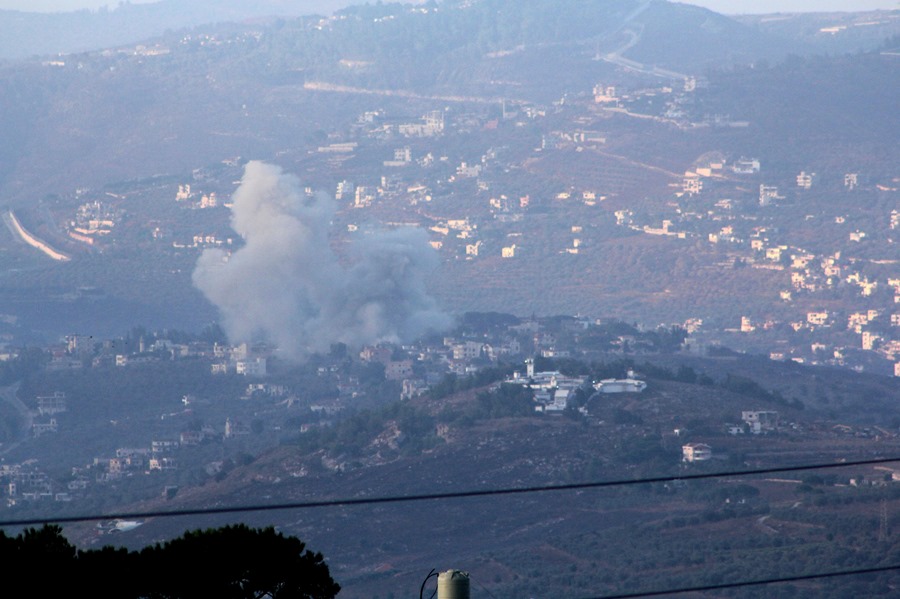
xmin=597 ymin=0 xmax=691 ymax=81
xmin=0 ymin=382 xmax=31 ymax=456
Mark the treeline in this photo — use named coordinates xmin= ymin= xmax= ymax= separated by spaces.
xmin=428 ymin=364 xmax=515 ymax=400
xmin=255 ymin=0 xmax=641 ymax=88
xmin=282 ymin=350 xmax=805 ymax=465
xmin=284 ymin=400 xmax=444 ymax=459
xmin=282 ymin=368 xmax=531 ymax=461
xmin=0 ymin=523 xmax=339 ymax=599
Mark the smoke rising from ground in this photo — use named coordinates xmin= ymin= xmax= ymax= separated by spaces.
xmin=192 ymin=161 xmax=451 ymax=359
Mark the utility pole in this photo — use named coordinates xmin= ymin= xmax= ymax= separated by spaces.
xmin=438 ymin=570 xmax=470 ymax=599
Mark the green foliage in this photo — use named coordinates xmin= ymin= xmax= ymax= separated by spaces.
xmin=459 ymin=311 xmax=521 ymax=332
xmin=428 ymin=364 xmax=514 ymax=400
xmin=612 ymin=408 xmax=643 ymax=426
xmin=473 ymin=383 xmax=535 ymax=419
xmin=0 ymin=347 xmax=50 ymax=385
xmin=288 ymin=399 xmax=444 ymax=459
xmin=138 ymin=524 xmax=339 ymax=599
xmin=616 ymin=435 xmax=669 ymax=466
xmin=719 ymin=373 xmax=798 ymax=409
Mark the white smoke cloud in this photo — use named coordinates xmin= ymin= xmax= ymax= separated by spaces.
xmin=192 ymin=161 xmax=451 ymax=359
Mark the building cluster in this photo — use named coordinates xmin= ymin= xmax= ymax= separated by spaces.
xmin=16 ymin=34 xmax=898 ymax=418
xmin=685 ymin=410 xmax=783 ymax=462
xmin=0 ymin=313 xmax=671 ymax=507
xmin=38 ymin=335 xmax=279 ymax=378
xmin=502 ymin=360 xmax=648 ymax=414
xmin=3 ymin=404 xmax=260 ymax=506
xmin=606 ymin=150 xmax=898 ymax=376
xmin=69 ymin=200 xmax=118 ymax=239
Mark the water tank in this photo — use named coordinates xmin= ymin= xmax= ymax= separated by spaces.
xmin=437 ymin=570 xmax=470 ymax=599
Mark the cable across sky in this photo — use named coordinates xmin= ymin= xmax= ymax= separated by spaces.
xmin=1 ymin=454 xmax=897 ymax=529
xmin=581 ymin=563 xmax=900 ymax=598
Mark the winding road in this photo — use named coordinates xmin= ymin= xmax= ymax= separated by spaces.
xmin=0 ymin=382 xmax=32 ymax=456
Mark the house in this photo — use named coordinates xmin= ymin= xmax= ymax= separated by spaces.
xmin=385 ymin=360 xmax=414 ymax=381
xmin=399 ymin=110 xmax=444 ymax=137
xmin=742 ymin=411 xmax=779 ymax=433
xmin=46 ymin=357 xmax=83 ymax=371
xmin=766 ymin=246 xmax=786 ymax=262
xmin=244 ymin=383 xmax=288 ymax=398
xmin=180 ymin=430 xmax=204 ymax=445
xmin=384 ymin=146 xmax=412 ymax=167
xmin=235 ymin=357 xmax=267 ymax=377
xmin=225 ymin=418 xmax=250 ymax=438
xmin=683 ymin=173 xmax=702 ymax=195
xmin=759 ymin=185 xmax=781 ymax=206
xmin=452 ymin=341 xmax=485 ymax=361
xmin=593 ymin=83 xmax=617 ymax=103
xmin=862 ymin=331 xmax=880 ymax=351
xmin=807 ymin=311 xmax=830 ymax=326
xmin=360 ymin=346 xmax=392 ymax=364
xmin=456 ymin=162 xmax=482 ymax=178
xmin=401 ymin=379 xmax=428 ymax=400
xmin=594 ymin=370 xmax=647 ymax=394
xmin=507 ymin=359 xmax=588 ymax=412
xmin=37 ymin=392 xmax=67 ymax=415
xmin=211 ymin=362 xmax=229 ymax=375
xmin=151 ymin=440 xmax=179 ymax=454
xmin=116 ymin=447 xmax=150 ymax=462
xmin=682 ymin=443 xmax=712 ymax=462
xmin=148 ymin=457 xmax=178 ymax=471
xmin=732 ymin=158 xmax=760 ymax=174
xmin=535 ymin=388 xmax=570 ymax=413
xmin=32 ymin=419 xmax=58 ymax=437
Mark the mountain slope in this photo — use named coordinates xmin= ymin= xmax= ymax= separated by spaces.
xmin=60 ymin=355 xmax=900 ymax=598
xmin=0 ymin=0 xmax=359 ymax=60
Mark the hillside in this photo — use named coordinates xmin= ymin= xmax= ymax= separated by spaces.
xmin=53 ymin=353 xmax=900 ymax=598
xmin=0 ymin=3 xmax=897 ymax=596
xmin=736 ymin=10 xmax=900 ymax=56
xmin=0 ymin=0 xmax=361 ymax=60
xmin=0 ymin=0 xmax=896 ymax=370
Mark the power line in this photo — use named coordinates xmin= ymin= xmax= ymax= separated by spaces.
xmin=469 ymin=573 xmax=499 ymax=599
xmin=580 ymin=563 xmax=900 ymax=598
xmin=1 ymin=455 xmax=897 ymax=529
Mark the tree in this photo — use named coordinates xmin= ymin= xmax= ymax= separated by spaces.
xmin=0 ymin=524 xmax=340 ymax=599
xmin=0 ymin=525 xmax=77 ymax=596
xmin=138 ymin=524 xmax=340 ymax=599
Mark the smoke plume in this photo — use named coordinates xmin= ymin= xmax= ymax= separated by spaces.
xmin=192 ymin=161 xmax=451 ymax=359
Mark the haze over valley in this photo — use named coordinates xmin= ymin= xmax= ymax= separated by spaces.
xmin=0 ymin=1 xmax=898 ymax=597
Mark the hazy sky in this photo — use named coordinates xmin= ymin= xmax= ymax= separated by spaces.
xmin=689 ymin=0 xmax=898 ymax=12
xmin=0 ymin=0 xmax=897 ymax=13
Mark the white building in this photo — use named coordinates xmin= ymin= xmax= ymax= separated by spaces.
xmin=235 ymin=358 xmax=267 ymax=377
xmin=682 ymin=443 xmax=712 ymax=462
xmin=594 ymin=370 xmax=647 ymax=394
xmin=759 ymin=185 xmax=781 ymax=206
xmin=742 ymin=410 xmax=779 ymax=433
xmin=732 ymin=158 xmax=760 ymax=174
